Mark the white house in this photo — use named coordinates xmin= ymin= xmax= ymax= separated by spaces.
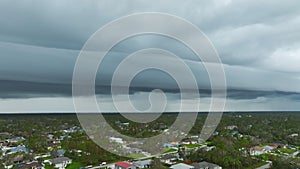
xmin=225 ymin=125 xmax=237 ymax=130
xmin=109 ymin=137 xmax=124 ymax=144
xmin=181 ymin=138 xmax=198 ymax=145
xmin=192 ymin=161 xmax=222 ymax=169
xmin=250 ymin=146 xmax=264 ymax=155
xmin=170 ymin=163 xmax=194 ymax=169
xmin=49 ymin=157 xmax=72 ymax=169
xmin=289 ymin=133 xmax=299 ymax=137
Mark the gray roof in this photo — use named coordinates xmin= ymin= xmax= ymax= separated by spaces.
xmin=17 ymin=162 xmax=43 ymax=169
xmin=50 ymin=157 xmax=71 ymax=164
xmin=192 ymin=161 xmax=221 ymax=169
xmin=11 ymin=145 xmax=30 ymax=153
xmin=57 ymin=149 xmax=66 ymax=156
xmin=170 ymin=163 xmax=194 ymax=169
xmin=133 ymin=159 xmax=152 ymax=167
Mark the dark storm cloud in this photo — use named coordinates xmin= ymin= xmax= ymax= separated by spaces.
xmin=226 ymin=89 xmax=300 ymax=100
xmin=2 ymin=79 xmax=300 ymax=104
xmin=0 ymin=0 xmax=300 ymax=111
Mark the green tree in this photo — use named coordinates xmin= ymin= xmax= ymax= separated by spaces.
xmin=150 ymin=158 xmax=165 ymax=169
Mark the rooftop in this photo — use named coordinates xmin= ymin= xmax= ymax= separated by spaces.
xmin=50 ymin=157 xmax=71 ymax=164
xmin=170 ymin=163 xmax=194 ymax=169
xmin=115 ymin=162 xmax=134 ymax=168
xmin=192 ymin=161 xmax=221 ymax=169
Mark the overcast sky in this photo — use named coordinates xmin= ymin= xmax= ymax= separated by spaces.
xmin=1 ymin=0 xmax=300 ymax=113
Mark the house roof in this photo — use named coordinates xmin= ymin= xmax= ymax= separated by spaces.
xmin=7 ymin=137 xmax=25 ymax=143
xmin=170 ymin=163 xmax=194 ymax=169
xmin=252 ymin=146 xmax=263 ymax=151
xmin=269 ymin=143 xmax=285 ymax=147
xmin=51 ymin=157 xmax=71 ymax=164
xmin=192 ymin=161 xmax=221 ymax=168
xmin=133 ymin=159 xmax=152 ymax=167
xmin=263 ymin=146 xmax=274 ymax=150
xmin=17 ymin=162 xmax=43 ymax=169
xmin=115 ymin=162 xmax=134 ymax=168
xmin=11 ymin=145 xmax=30 ymax=153
xmin=57 ymin=149 xmax=66 ymax=156
xmin=13 ymin=155 xmax=23 ymax=162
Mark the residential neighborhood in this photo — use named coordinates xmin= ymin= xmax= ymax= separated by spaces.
xmin=0 ymin=113 xmax=299 ymax=169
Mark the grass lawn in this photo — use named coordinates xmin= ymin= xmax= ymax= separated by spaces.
xmin=129 ymin=153 xmax=145 ymax=159
xmin=66 ymin=162 xmax=84 ymax=169
xmin=164 ymin=148 xmax=177 ymax=153
xmin=44 ymin=163 xmax=55 ymax=169
xmin=277 ymin=148 xmax=297 ymax=154
xmin=257 ymin=153 xmax=276 ymax=161
xmin=246 ymin=161 xmax=268 ymax=169
xmin=205 ymin=141 xmax=213 ymax=146
xmin=184 ymin=144 xmax=201 ymax=149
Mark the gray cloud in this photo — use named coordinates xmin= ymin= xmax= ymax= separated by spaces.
xmin=0 ymin=0 xmax=300 ymax=111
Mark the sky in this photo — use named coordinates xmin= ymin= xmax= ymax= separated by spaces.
xmin=0 ymin=0 xmax=300 ymax=113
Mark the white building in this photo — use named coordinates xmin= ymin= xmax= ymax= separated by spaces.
xmin=192 ymin=161 xmax=222 ymax=169
xmin=49 ymin=157 xmax=72 ymax=169
xmin=170 ymin=163 xmax=194 ymax=169
xmin=109 ymin=137 xmax=124 ymax=144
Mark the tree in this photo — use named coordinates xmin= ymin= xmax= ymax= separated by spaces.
xmin=178 ymin=146 xmax=187 ymax=160
xmin=150 ymin=158 xmax=165 ymax=169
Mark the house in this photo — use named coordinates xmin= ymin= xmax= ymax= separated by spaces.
xmin=269 ymin=143 xmax=286 ymax=148
xmin=0 ymin=139 xmax=5 ymax=145
xmin=181 ymin=138 xmax=198 ymax=145
xmin=109 ymin=137 xmax=124 ymax=144
xmin=3 ymin=164 xmax=13 ymax=169
xmin=289 ymin=133 xmax=298 ymax=137
xmin=46 ymin=139 xmax=61 ymax=151
xmin=231 ymin=131 xmax=239 ymax=136
xmin=161 ymin=153 xmax=180 ymax=165
xmin=133 ymin=159 xmax=152 ymax=168
xmin=262 ymin=146 xmax=274 ymax=153
xmin=115 ymin=162 xmax=136 ymax=169
xmin=250 ymin=146 xmax=264 ymax=155
xmin=225 ymin=125 xmax=237 ymax=130
xmin=287 ymin=145 xmax=298 ymax=150
xmin=170 ymin=163 xmax=194 ymax=169
xmin=121 ymin=122 xmax=130 ymax=126
xmin=213 ymin=131 xmax=219 ymax=136
xmin=10 ymin=145 xmax=30 ymax=154
xmin=47 ymin=134 xmax=54 ymax=139
xmin=205 ymin=146 xmax=216 ymax=152
xmin=57 ymin=150 xmax=66 ymax=157
xmin=192 ymin=161 xmax=222 ymax=169
xmin=13 ymin=155 xmax=24 ymax=164
xmin=47 ymin=139 xmax=61 ymax=145
xmin=6 ymin=137 xmax=25 ymax=144
xmin=16 ymin=162 xmax=44 ymax=169
xmin=49 ymin=157 xmax=72 ymax=169
xmin=163 ymin=142 xmax=179 ymax=148
xmin=34 ymin=154 xmax=51 ymax=160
